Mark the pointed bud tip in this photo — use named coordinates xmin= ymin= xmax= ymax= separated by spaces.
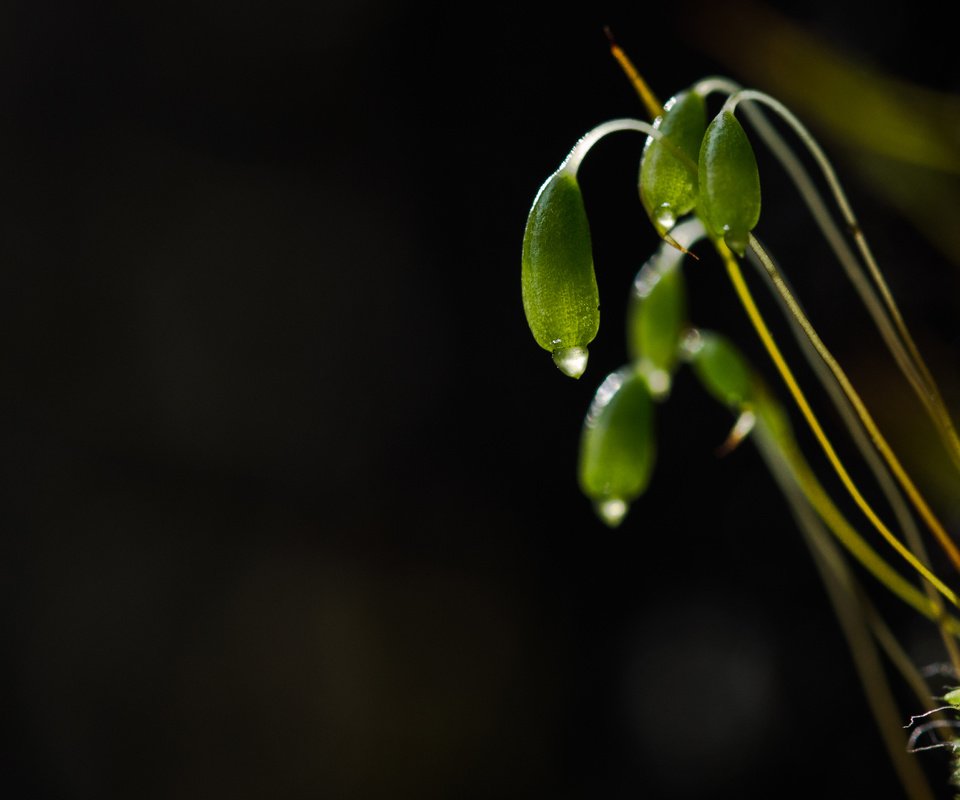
xmin=654 ymin=206 xmax=676 ymax=231
xmin=553 ymin=346 xmax=589 ymax=378
xmin=724 ymin=231 xmax=749 ymax=257
xmin=641 ymin=365 xmax=671 ymax=400
xmin=595 ymin=498 xmax=629 ymax=527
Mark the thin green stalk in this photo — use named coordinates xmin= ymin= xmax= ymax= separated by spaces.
xmin=719 ymin=241 xmax=960 ymax=606
xmin=756 ymin=421 xmax=935 ymax=800
xmin=722 ymin=85 xmax=960 ymax=474
xmin=750 ymin=383 xmax=960 ymax=633
xmin=747 ymin=235 xmax=960 ymax=575
xmin=747 ymin=239 xmax=960 ymax=677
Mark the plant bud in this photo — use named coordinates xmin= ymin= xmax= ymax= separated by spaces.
xmin=627 ymin=243 xmax=688 ymax=399
xmin=578 ymin=367 xmax=656 ymax=526
xmin=521 ymin=169 xmax=599 ymax=378
xmin=697 ymin=110 xmax=761 ymax=256
xmin=639 ymin=90 xmax=706 ymax=233
xmin=687 ymin=329 xmax=755 ymax=409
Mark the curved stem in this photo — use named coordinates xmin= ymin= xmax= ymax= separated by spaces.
xmin=747 ymin=240 xmax=960 ymax=675
xmin=756 ymin=423 xmax=937 ymax=800
xmin=559 ymin=118 xmax=663 ymax=175
xmin=692 ymin=76 xmax=741 ymax=99
xmin=770 ymin=418 xmax=960 ymax=633
xmin=718 ymin=240 xmax=960 ymax=606
xmin=725 ymin=88 xmax=960 ymax=473
xmin=748 ymin=235 xmax=960 ymax=574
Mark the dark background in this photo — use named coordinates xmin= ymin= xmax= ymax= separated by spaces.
xmin=4 ymin=1 xmax=960 ymax=798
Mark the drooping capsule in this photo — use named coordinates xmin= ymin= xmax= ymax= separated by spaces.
xmin=578 ymin=367 xmax=656 ymax=527
xmin=686 ymin=329 xmax=755 ymax=409
xmin=627 ymin=242 xmax=688 ymax=399
xmin=697 ymin=110 xmax=761 ymax=256
xmin=944 ymin=687 xmax=960 ymax=708
xmin=685 ymin=329 xmax=760 ymax=452
xmin=521 ymin=168 xmax=599 ymax=378
xmin=639 ymin=90 xmax=706 ymax=234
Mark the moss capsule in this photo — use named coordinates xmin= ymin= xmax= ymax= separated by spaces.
xmin=945 ymin=688 xmax=960 ymax=708
xmin=578 ymin=367 xmax=656 ymax=527
xmin=639 ymin=90 xmax=706 ymax=233
xmin=687 ymin=330 xmax=755 ymax=409
xmin=521 ymin=169 xmax=599 ymax=378
xmin=627 ymin=245 xmax=688 ymax=399
xmin=697 ymin=110 xmax=761 ymax=256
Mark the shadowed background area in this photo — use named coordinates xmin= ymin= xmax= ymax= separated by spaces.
xmin=3 ymin=1 xmax=960 ymax=797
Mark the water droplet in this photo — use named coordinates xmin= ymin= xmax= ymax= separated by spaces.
xmin=596 ymin=498 xmax=629 ymax=527
xmin=641 ymin=364 xmax=671 ymax=400
xmin=724 ymin=230 xmax=748 ymax=257
xmin=553 ymin=346 xmax=589 ymax=379
xmin=680 ymin=328 xmax=704 ymax=360
xmin=655 ymin=206 xmax=676 ymax=231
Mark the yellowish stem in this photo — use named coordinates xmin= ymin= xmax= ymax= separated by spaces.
xmin=604 ymin=27 xmax=663 ymax=119
xmin=719 ymin=241 xmax=960 ymax=609
xmin=748 ymin=235 xmax=960 ymax=574
xmin=765 ymin=409 xmax=960 ymax=633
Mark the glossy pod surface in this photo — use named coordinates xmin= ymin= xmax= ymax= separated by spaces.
xmin=627 ymin=245 xmax=687 ymax=398
xmin=639 ymin=90 xmax=706 ymax=232
xmin=521 ymin=170 xmax=599 ymax=378
xmin=697 ymin=110 xmax=761 ymax=256
xmin=578 ymin=367 xmax=656 ymax=526
xmin=688 ymin=330 xmax=755 ymax=409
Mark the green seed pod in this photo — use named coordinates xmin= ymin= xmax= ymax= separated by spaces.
xmin=626 ymin=243 xmax=688 ymax=399
xmin=687 ymin=330 xmax=755 ymax=410
xmin=578 ymin=367 xmax=656 ymax=527
xmin=697 ymin=110 xmax=761 ymax=256
xmin=521 ymin=169 xmax=599 ymax=379
xmin=639 ymin=90 xmax=706 ymax=233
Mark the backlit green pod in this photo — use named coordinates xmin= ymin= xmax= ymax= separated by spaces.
xmin=626 ymin=241 xmax=688 ymax=399
xmin=697 ymin=110 xmax=761 ymax=256
xmin=521 ymin=168 xmax=599 ymax=379
xmin=687 ymin=330 xmax=755 ymax=409
xmin=944 ymin=688 xmax=960 ymax=708
xmin=578 ymin=367 xmax=655 ymax=527
xmin=639 ymin=90 xmax=706 ymax=233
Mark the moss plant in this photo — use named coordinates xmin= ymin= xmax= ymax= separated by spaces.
xmin=520 ymin=34 xmax=960 ymax=799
